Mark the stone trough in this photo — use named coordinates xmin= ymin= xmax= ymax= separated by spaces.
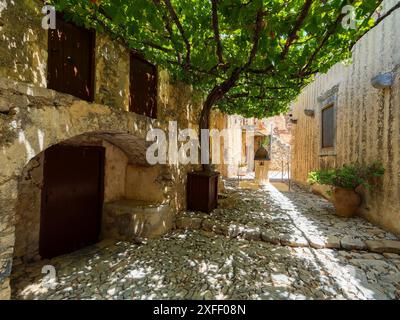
xmin=102 ymin=199 xmax=173 ymax=241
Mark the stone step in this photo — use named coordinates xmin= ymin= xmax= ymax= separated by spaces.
xmin=365 ymin=240 xmax=400 ymax=254
xmin=176 ymin=216 xmax=400 ymax=255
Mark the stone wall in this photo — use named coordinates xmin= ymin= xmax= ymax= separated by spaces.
xmin=210 ymin=112 xmax=293 ymax=177
xmin=210 ymin=111 xmax=243 ymax=178
xmin=0 ymin=77 xmax=201 ymax=299
xmin=14 ymin=153 xmax=43 ymax=263
xmin=290 ymin=0 xmax=400 ymax=235
xmin=0 ymin=0 xmax=47 ymax=87
xmin=103 ymin=141 xmax=129 ymax=202
xmin=0 ymin=0 xmax=206 ymax=300
xmin=125 ymin=165 xmax=165 ymax=203
xmin=270 ymin=137 xmax=290 ymax=172
xmin=157 ymin=70 xmax=203 ymax=128
xmin=268 ymin=115 xmax=291 ymax=172
xmin=95 ymin=34 xmax=130 ymax=111
xmin=0 ymin=1 xmax=203 ymax=119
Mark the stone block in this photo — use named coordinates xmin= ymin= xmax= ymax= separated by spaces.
xmin=280 ymin=235 xmax=309 ymax=247
xmin=15 ymin=82 xmax=57 ymax=99
xmin=0 ymin=278 xmax=10 ymax=300
xmin=225 ymin=224 xmax=240 ymax=238
xmin=202 ymin=219 xmax=214 ymax=232
xmin=271 ymin=274 xmax=292 ymax=287
xmin=176 ymin=216 xmax=202 ymax=230
xmin=261 ymin=230 xmax=280 ymax=245
xmin=307 ymin=236 xmax=326 ymax=249
xmin=0 ymin=97 xmax=11 ymax=112
xmin=0 ymin=232 xmax=15 ymax=251
xmin=201 ymin=220 xmax=227 ymax=235
xmin=102 ymin=199 xmax=173 ymax=240
xmin=325 ymin=235 xmax=341 ymax=249
xmin=242 ymin=228 xmax=261 ymax=241
xmin=365 ymin=240 xmax=400 ymax=254
xmin=341 ymin=236 xmax=367 ymax=251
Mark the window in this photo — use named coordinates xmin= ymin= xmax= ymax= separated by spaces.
xmin=129 ymin=53 xmax=157 ymax=119
xmin=47 ymin=15 xmax=95 ymax=102
xmin=321 ymin=104 xmax=335 ymax=148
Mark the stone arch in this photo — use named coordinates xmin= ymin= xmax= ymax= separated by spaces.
xmin=0 ymin=85 xmax=177 ymax=298
xmin=13 ymin=130 xmax=169 ymax=262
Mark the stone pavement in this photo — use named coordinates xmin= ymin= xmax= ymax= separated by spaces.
xmin=11 ymin=181 xmax=400 ymax=300
xmin=178 ymin=182 xmax=400 ymax=251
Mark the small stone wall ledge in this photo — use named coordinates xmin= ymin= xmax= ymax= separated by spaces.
xmin=176 ymin=216 xmax=400 ymax=254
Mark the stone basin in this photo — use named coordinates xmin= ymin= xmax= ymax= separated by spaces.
xmin=102 ymin=199 xmax=173 ymax=241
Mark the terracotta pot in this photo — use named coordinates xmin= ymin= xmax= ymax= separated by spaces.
xmin=331 ymin=187 xmax=361 ymax=218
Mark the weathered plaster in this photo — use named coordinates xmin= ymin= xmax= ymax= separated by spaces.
xmin=95 ymin=33 xmax=130 ymax=111
xmin=125 ymin=165 xmax=165 ymax=204
xmin=290 ymin=1 xmax=400 ymax=236
xmin=157 ymin=70 xmax=203 ymax=128
xmin=0 ymin=0 xmax=47 ymax=87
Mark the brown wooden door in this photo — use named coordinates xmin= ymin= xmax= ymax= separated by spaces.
xmin=39 ymin=145 xmax=105 ymax=259
xmin=47 ymin=15 xmax=95 ymax=101
xmin=130 ymin=54 xmax=157 ymax=118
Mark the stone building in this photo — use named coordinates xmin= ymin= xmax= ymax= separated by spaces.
xmin=0 ymin=0 xmax=202 ymax=299
xmin=290 ymin=0 xmax=400 ymax=236
xmin=210 ymin=112 xmax=291 ymax=179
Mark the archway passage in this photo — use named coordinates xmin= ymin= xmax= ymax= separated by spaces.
xmin=39 ymin=145 xmax=105 ymax=259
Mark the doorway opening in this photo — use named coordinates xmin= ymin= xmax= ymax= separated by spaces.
xmin=39 ymin=145 xmax=105 ymax=259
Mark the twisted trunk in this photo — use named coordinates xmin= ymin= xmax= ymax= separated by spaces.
xmin=199 ymin=68 xmax=242 ymax=171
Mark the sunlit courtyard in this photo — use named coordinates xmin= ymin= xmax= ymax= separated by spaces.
xmin=11 ymin=181 xmax=400 ymax=300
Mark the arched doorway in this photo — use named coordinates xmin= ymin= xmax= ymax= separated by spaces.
xmin=12 ymin=131 xmax=175 ymax=265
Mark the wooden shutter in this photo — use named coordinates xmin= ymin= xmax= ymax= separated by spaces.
xmin=129 ymin=53 xmax=157 ymax=119
xmin=47 ymin=15 xmax=95 ymax=101
xmin=322 ymin=104 xmax=335 ymax=148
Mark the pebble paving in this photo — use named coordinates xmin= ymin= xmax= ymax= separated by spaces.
xmin=11 ymin=181 xmax=400 ymax=300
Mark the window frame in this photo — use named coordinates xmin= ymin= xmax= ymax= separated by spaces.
xmin=129 ymin=52 xmax=158 ymax=119
xmin=321 ymin=103 xmax=335 ymax=149
xmin=47 ymin=13 xmax=96 ymax=102
xmin=318 ymin=85 xmax=338 ymax=156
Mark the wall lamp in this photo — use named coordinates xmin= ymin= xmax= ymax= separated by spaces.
xmin=304 ymin=109 xmax=315 ymax=117
xmin=371 ymin=72 xmax=394 ymax=89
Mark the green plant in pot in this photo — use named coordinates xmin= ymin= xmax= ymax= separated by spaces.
xmin=307 ymin=162 xmax=385 ymax=218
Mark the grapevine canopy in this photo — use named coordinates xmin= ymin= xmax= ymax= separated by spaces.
xmin=50 ymin=0 xmax=383 ymax=118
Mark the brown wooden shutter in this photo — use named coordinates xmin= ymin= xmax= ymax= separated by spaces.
xmin=47 ymin=15 xmax=95 ymax=102
xmin=322 ymin=104 xmax=335 ymax=148
xmin=129 ymin=53 xmax=157 ymax=119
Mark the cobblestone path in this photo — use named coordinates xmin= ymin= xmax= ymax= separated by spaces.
xmin=11 ymin=182 xmax=400 ymax=300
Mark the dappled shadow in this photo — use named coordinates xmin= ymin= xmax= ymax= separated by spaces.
xmin=11 ymin=231 xmax=400 ymax=300
xmin=175 ymin=180 xmax=400 ymax=299
xmin=5 ymin=233 xmax=359 ymax=300
xmin=213 ymin=180 xmax=398 ymax=243
xmin=10 ymin=179 xmax=400 ymax=300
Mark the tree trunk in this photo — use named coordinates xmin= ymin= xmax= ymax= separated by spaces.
xmin=199 ymin=91 xmax=216 ymax=172
xmin=199 ymin=68 xmax=242 ymax=171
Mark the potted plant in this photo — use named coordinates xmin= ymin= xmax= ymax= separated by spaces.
xmin=307 ymin=162 xmax=385 ymax=218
